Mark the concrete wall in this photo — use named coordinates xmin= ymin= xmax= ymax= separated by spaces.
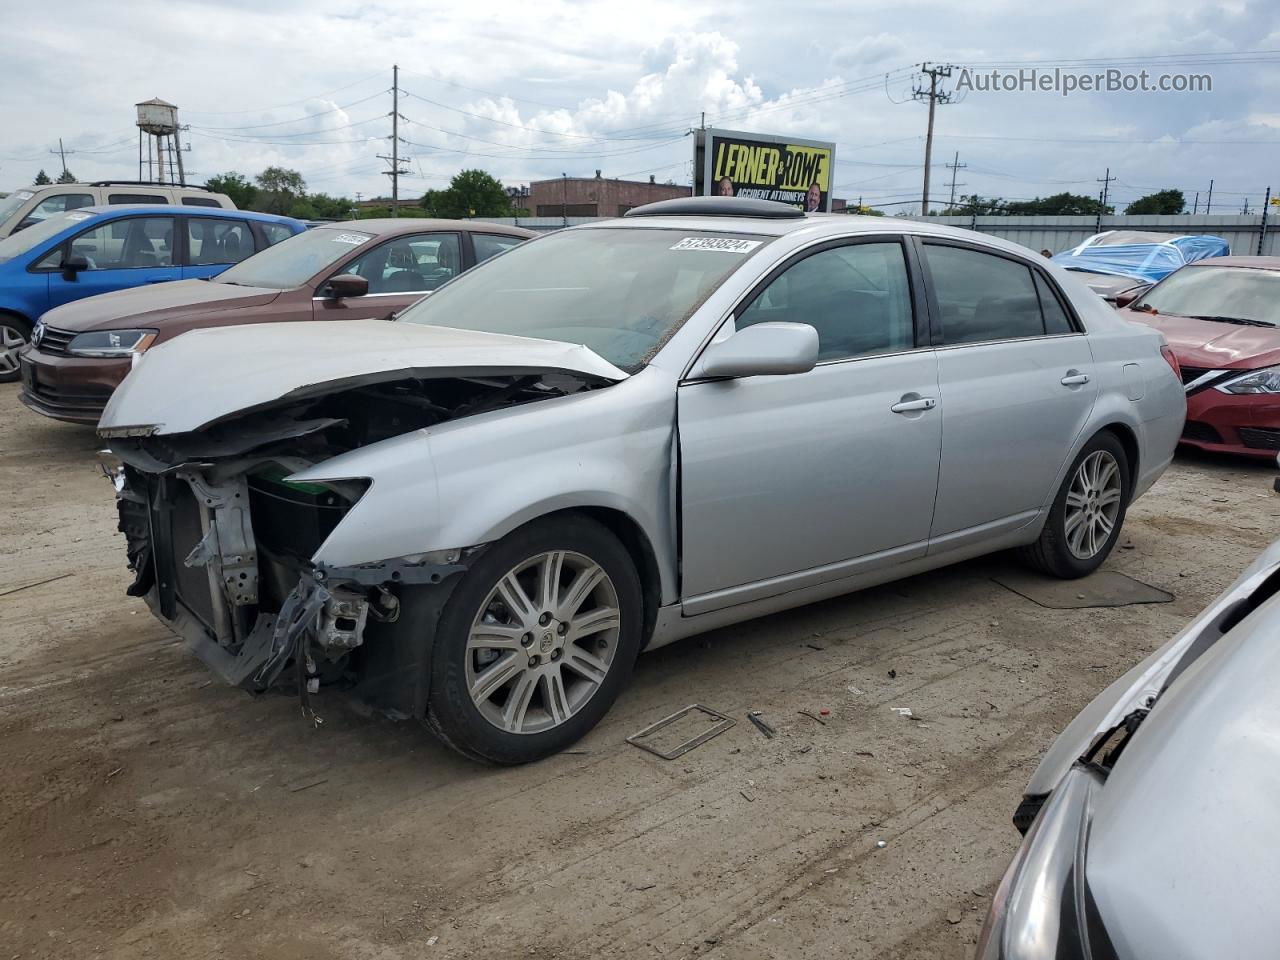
xmin=902 ymin=213 xmax=1280 ymax=257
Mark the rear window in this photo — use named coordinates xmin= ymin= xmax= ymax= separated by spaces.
xmin=182 ymin=197 xmax=223 ymax=208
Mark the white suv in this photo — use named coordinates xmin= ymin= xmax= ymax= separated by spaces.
xmin=0 ymin=182 xmax=234 ymax=238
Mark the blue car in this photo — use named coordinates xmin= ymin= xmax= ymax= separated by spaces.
xmin=0 ymin=205 xmax=305 ymax=382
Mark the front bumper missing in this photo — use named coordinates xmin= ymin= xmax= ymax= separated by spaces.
xmin=114 ymin=465 xmax=468 ymax=714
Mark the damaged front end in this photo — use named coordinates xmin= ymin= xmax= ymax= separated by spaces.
xmin=105 ymin=370 xmax=603 ymax=718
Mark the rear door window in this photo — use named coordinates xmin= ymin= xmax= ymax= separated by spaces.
xmin=1034 ymin=271 xmax=1075 ymax=334
xmin=259 ymin=221 xmax=296 ymax=247
xmin=186 ymin=218 xmax=254 ymax=265
xmin=924 ymin=244 xmax=1047 ymax=345
xmin=182 ymin=196 xmax=222 ymax=207
xmin=473 ymin=233 xmax=525 ymax=263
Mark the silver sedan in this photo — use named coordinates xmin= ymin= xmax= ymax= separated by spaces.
xmin=99 ymin=196 xmax=1186 ymax=763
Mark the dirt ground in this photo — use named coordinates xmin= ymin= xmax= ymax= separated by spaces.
xmin=2 ymin=378 xmax=1276 ymax=960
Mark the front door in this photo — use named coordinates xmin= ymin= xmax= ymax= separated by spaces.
xmin=918 ymin=241 xmax=1099 ymax=546
xmin=678 ymin=238 xmax=942 ymax=614
xmin=44 ymin=215 xmax=180 ymax=310
xmin=314 ymin=232 xmax=463 ymax=321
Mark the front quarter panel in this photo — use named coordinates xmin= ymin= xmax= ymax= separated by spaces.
xmin=294 ymin=368 xmax=680 ymax=601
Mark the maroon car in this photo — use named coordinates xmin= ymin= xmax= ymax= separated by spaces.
xmin=1121 ymin=256 xmax=1280 ymax=458
xmin=20 ymin=219 xmax=534 ymax=423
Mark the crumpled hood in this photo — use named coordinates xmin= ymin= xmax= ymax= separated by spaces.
xmin=38 ymin=279 xmax=281 ymax=332
xmin=1124 ymin=309 xmax=1280 ymax=369
xmin=99 ymin=319 xmax=628 ymax=436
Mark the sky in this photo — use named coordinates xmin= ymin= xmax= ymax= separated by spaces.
xmin=2 ymin=0 xmax=1279 ymax=214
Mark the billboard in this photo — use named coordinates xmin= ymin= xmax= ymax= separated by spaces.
xmin=694 ymin=128 xmax=836 ymax=212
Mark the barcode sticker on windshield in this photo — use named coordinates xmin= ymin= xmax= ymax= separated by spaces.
xmin=331 ymin=233 xmax=371 ymax=245
xmin=670 ymin=237 xmax=762 ymax=254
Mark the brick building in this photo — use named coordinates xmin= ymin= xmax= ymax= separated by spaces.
xmin=522 ymin=172 xmax=691 ymax=218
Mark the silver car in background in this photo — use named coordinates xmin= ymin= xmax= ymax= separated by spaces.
xmin=980 ymin=538 xmax=1280 ymax=959
xmin=99 ymin=196 xmax=1186 ymax=764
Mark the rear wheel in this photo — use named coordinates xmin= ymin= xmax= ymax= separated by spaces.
xmin=1021 ymin=432 xmax=1130 ymax=579
xmin=0 ymin=314 xmax=32 ymax=384
xmin=424 ymin=515 xmax=643 ymax=764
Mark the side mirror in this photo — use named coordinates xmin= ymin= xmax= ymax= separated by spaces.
xmin=324 ymin=274 xmax=369 ymax=299
xmin=689 ymin=321 xmax=819 ymax=380
xmin=61 ymin=255 xmax=89 ymax=282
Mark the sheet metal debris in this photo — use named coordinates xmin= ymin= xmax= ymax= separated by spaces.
xmin=747 ymin=710 xmax=777 ymax=739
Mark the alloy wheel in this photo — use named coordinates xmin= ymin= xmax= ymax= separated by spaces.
xmin=1063 ymin=450 xmax=1123 ymax=560
xmin=465 ymin=550 xmax=621 ymax=735
xmin=0 ymin=324 xmax=26 ymax=376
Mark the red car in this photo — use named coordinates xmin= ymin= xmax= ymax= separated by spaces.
xmin=1121 ymin=256 xmax=1280 ymax=459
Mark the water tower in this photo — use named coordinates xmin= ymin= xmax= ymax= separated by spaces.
xmin=136 ymin=97 xmax=186 ymax=185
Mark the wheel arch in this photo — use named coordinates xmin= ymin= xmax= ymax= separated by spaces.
xmin=1096 ymin=421 xmax=1140 ymax=491
xmin=485 ymin=504 xmax=665 ymax=651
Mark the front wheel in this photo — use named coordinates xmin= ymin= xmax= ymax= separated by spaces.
xmin=424 ymin=515 xmax=643 ymax=764
xmin=1021 ymin=432 xmax=1131 ymax=579
xmin=0 ymin=315 xmax=32 ymax=384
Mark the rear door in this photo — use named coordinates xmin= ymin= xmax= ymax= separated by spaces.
xmin=181 ymin=216 xmax=257 ymax=279
xmin=41 ymin=214 xmax=180 ymax=309
xmin=919 ymin=239 xmax=1098 ymax=549
xmin=678 ymin=237 xmax=942 ymax=613
xmin=313 ymin=231 xmax=463 ymax=321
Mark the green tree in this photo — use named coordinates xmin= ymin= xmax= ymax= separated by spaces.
xmin=356 ymin=205 xmax=393 ymax=219
xmin=307 ymin=193 xmax=356 ymax=219
xmin=421 ymin=169 xmax=511 ymax=218
xmin=940 ymin=194 xmax=1008 ymax=216
xmin=1003 ymin=192 xmax=1111 ymax=216
xmin=204 ymin=172 xmax=258 ymax=209
xmin=253 ymin=167 xmax=307 ymax=215
xmin=56 ymin=168 xmax=77 ymax=184
xmin=1125 ymin=189 xmax=1185 ymax=215
xmin=33 ymin=169 xmax=52 ymax=185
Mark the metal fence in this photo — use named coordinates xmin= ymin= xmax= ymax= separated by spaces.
xmin=473 ymin=212 xmax=1278 ymax=255
xmin=903 ymin=213 xmax=1278 ymax=257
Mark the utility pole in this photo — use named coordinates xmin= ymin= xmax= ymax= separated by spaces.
xmin=945 ymin=151 xmax=967 ymax=210
xmin=1205 ymin=178 xmax=1214 ymax=214
xmin=1192 ymin=191 xmax=1199 ymax=215
xmin=1095 ymin=168 xmax=1117 ymax=233
xmin=912 ymin=63 xmax=954 ymax=216
xmin=377 ymin=65 xmax=410 ymax=216
xmin=1242 ymin=198 xmax=1250 ymax=215
xmin=1259 ymin=186 xmax=1271 ymax=255
xmin=561 ymin=172 xmax=568 ymax=227
xmin=50 ymin=138 xmax=75 ymax=180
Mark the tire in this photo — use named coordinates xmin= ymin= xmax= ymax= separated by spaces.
xmin=424 ymin=514 xmax=644 ymax=764
xmin=1020 ymin=431 xmax=1131 ymax=579
xmin=0 ymin=314 xmax=32 ymax=384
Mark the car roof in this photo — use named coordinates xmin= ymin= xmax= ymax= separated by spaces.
xmin=571 ymin=211 xmax=1038 ymax=251
xmin=1187 ymin=255 xmax=1280 ymax=271
xmin=77 ymin=204 xmax=302 ymax=224
xmin=329 ymin=218 xmax=536 ymax=238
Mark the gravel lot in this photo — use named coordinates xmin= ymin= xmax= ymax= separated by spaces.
xmin=2 ymin=378 xmax=1276 ymax=960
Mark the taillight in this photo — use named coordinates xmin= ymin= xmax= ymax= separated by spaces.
xmin=1161 ymin=345 xmax=1181 ymax=382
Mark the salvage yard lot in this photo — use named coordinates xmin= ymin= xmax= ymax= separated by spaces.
xmin=1 ymin=379 xmax=1274 ymax=960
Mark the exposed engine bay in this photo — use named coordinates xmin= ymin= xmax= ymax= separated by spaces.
xmin=107 ymin=371 xmax=607 ymax=719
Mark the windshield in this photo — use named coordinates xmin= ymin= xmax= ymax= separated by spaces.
xmin=397 ymin=227 xmax=770 ymax=370
xmin=214 ymin=226 xmax=373 ymax=290
xmin=0 ymin=209 xmax=92 ymax=262
xmin=0 ymin=189 xmax=34 ymax=226
xmin=1137 ymin=266 xmax=1280 ymax=325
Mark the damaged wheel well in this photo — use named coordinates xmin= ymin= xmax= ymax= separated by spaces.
xmin=1098 ymin=422 xmax=1139 ymax=490
xmin=543 ymin=506 xmax=662 ymax=649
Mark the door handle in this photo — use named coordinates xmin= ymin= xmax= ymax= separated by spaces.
xmin=1060 ymin=373 xmax=1090 ymax=386
xmin=890 ymin=397 xmax=937 ymax=414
